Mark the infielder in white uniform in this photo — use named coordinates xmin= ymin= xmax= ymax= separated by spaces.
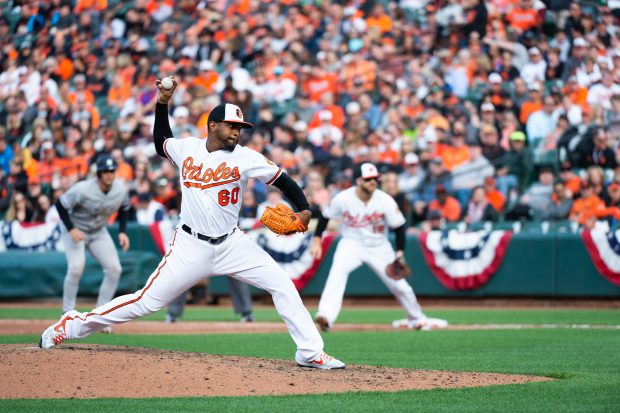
xmin=39 ymin=77 xmax=345 ymax=370
xmin=55 ymin=155 xmax=131 ymax=331
xmin=310 ymin=163 xmax=448 ymax=332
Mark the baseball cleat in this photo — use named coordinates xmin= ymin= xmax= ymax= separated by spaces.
xmin=315 ymin=315 xmax=331 ymax=332
xmin=39 ymin=310 xmax=79 ymax=349
xmin=296 ymin=352 xmax=346 ymax=370
xmin=165 ymin=314 xmax=177 ymax=323
xmin=101 ymin=326 xmax=113 ymax=334
xmin=240 ymin=313 xmax=254 ymax=323
xmin=392 ymin=317 xmax=448 ymax=331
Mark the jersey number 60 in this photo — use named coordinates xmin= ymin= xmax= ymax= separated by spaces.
xmin=218 ymin=187 xmax=240 ymax=206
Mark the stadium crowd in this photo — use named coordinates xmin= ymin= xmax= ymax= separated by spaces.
xmin=1 ymin=0 xmax=620 ymax=232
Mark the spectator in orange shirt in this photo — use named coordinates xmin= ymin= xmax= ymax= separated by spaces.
xmin=563 ymin=76 xmax=588 ymax=107
xmin=37 ymin=142 xmax=64 ymax=185
xmin=67 ymin=74 xmax=95 ymax=106
xmin=519 ymin=83 xmax=543 ymax=124
xmin=191 ymin=60 xmax=219 ymax=94
xmin=75 ymin=0 xmax=107 ymax=13
xmin=569 ymin=181 xmax=605 ymax=227
xmin=308 ymin=92 xmax=346 ymax=130
xmin=305 ymin=67 xmax=339 ymax=103
xmin=428 ymin=184 xmax=462 ymax=222
xmin=484 ymin=176 xmax=506 ymax=212
xmin=108 ymin=74 xmax=133 ymax=109
xmin=555 ymin=163 xmax=578 ymax=191
xmin=506 ymin=0 xmax=540 ymax=34
xmin=54 ymin=52 xmax=74 ymax=81
xmin=341 ymin=53 xmax=376 ymax=92
xmin=59 ymin=143 xmax=88 ymax=184
xmin=365 ymin=4 xmax=393 ymax=35
xmin=111 ymin=149 xmax=133 ymax=183
xmin=439 ymin=127 xmax=470 ymax=171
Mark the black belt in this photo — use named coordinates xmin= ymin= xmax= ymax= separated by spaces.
xmin=181 ymin=224 xmax=235 ymax=245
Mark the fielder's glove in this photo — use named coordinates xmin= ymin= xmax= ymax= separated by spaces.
xmin=386 ymin=257 xmax=411 ymax=280
xmin=259 ymin=203 xmax=308 ymax=235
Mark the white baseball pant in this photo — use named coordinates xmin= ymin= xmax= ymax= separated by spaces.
xmin=61 ymin=229 xmax=325 ymax=360
xmin=316 ymin=237 xmax=425 ymax=326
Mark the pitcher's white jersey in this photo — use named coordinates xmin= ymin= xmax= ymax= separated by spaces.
xmin=322 ymin=187 xmax=406 ymax=246
xmin=163 ymin=137 xmax=282 ymax=236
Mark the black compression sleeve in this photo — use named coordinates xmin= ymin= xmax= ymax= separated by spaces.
xmin=154 ymin=102 xmax=173 ymax=158
xmin=55 ymin=199 xmax=74 ymax=231
xmin=314 ymin=209 xmax=329 ymax=237
xmin=272 ymin=173 xmax=310 ymax=211
xmin=394 ymin=224 xmax=406 ymax=252
xmin=118 ymin=207 xmax=129 ymax=234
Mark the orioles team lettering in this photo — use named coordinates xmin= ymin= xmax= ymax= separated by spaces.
xmin=342 ymin=211 xmax=385 ymax=233
xmin=181 ymin=158 xmax=241 ymax=190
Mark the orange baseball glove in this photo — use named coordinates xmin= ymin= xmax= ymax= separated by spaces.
xmin=259 ymin=203 xmax=308 ymax=235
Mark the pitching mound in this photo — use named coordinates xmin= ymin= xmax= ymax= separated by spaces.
xmin=1 ymin=344 xmax=550 ymax=399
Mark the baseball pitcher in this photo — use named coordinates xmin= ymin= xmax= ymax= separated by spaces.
xmin=39 ymin=77 xmax=345 ymax=370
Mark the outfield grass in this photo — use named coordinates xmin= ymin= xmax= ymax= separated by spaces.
xmin=1 ymin=308 xmax=619 ymax=413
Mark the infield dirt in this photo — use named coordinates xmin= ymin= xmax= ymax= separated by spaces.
xmin=0 ymin=344 xmax=551 ymax=399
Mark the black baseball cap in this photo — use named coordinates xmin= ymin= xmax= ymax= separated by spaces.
xmin=207 ymin=103 xmax=253 ymax=129
xmin=96 ymin=155 xmax=117 ymax=172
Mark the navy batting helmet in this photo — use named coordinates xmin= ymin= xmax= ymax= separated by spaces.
xmin=96 ymin=155 xmax=117 ymax=173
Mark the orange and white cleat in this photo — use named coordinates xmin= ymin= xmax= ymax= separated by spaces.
xmin=39 ymin=310 xmax=79 ymax=349
xmin=296 ymin=351 xmax=346 ymax=370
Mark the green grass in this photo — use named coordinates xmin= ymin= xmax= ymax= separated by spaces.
xmin=1 ymin=306 xmax=619 ymax=325
xmin=1 ymin=308 xmax=619 ymax=412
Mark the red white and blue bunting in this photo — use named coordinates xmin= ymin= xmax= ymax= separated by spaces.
xmin=419 ymin=230 xmax=512 ymax=290
xmin=0 ymin=221 xmax=63 ymax=252
xmin=581 ymin=228 xmax=620 ymax=286
xmin=149 ymin=221 xmax=335 ymax=291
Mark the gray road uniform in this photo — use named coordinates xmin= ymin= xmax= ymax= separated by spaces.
xmin=56 ymin=178 xmax=130 ymax=312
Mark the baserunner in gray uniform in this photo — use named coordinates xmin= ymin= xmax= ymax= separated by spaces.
xmin=54 ymin=155 xmax=131 ymax=323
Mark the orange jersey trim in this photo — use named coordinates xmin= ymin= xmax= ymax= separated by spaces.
xmin=266 ymin=167 xmax=283 ymax=185
xmin=163 ymin=139 xmax=175 ymax=164
xmin=183 ymin=177 xmax=241 ymax=190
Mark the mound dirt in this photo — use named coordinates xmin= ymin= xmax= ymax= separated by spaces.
xmin=0 ymin=344 xmax=550 ymax=399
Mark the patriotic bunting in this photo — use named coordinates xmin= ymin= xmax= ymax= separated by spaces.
xmin=581 ymin=228 xmax=620 ymax=286
xmin=419 ymin=230 xmax=512 ymax=290
xmin=0 ymin=221 xmax=64 ymax=252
